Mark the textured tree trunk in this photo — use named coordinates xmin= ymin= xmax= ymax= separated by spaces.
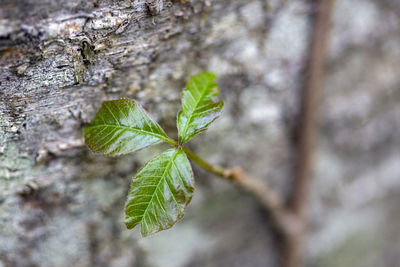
xmin=1 ymin=1 xmax=291 ymax=266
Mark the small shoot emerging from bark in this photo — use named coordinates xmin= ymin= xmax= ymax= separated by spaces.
xmin=84 ymin=72 xmax=223 ymax=236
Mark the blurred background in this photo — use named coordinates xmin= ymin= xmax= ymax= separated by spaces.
xmin=0 ymin=0 xmax=399 ymax=266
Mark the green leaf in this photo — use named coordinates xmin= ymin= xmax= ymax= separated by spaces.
xmin=84 ymin=99 xmax=171 ymax=156
xmin=124 ymin=148 xmax=194 ymax=236
xmin=177 ymin=72 xmax=224 ymax=144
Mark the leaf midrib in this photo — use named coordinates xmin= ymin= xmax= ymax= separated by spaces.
xmin=140 ymin=150 xmax=179 ymax=227
xmin=86 ymin=124 xmax=171 ymax=144
xmin=180 ymin=81 xmax=212 ymax=143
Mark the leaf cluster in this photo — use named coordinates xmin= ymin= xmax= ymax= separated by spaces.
xmin=84 ymin=72 xmax=223 ymax=236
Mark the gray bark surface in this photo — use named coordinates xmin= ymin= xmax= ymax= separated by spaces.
xmin=1 ymin=1 xmax=285 ymax=266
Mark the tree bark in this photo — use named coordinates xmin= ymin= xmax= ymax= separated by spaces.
xmin=1 ymin=1 xmax=296 ymax=266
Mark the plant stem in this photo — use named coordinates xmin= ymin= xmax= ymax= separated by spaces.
xmin=181 ymin=146 xmax=226 ymax=178
xmin=283 ymin=1 xmax=335 ymax=267
xmin=182 ymin=145 xmax=300 ymax=237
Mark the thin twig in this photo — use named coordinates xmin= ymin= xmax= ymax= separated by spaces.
xmin=283 ymin=1 xmax=335 ymax=267
xmin=225 ymin=167 xmax=301 ymax=237
xmin=182 ymin=146 xmax=300 ymax=237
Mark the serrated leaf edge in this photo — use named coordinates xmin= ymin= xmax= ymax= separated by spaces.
xmin=177 ymin=73 xmax=223 ymax=144
xmin=124 ymin=148 xmax=194 ymax=237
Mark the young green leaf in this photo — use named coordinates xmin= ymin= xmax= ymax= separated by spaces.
xmin=84 ymin=99 xmax=172 ymax=156
xmin=177 ymin=72 xmax=224 ymax=144
xmin=125 ymin=148 xmax=194 ymax=236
